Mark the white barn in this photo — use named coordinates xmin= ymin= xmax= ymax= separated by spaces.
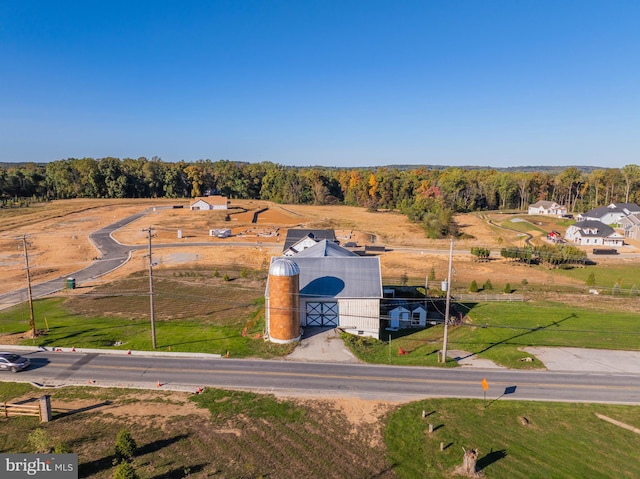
xmin=266 ymin=240 xmax=382 ymax=339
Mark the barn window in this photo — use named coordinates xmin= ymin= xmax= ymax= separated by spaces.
xmin=411 ymin=311 xmax=421 ymax=326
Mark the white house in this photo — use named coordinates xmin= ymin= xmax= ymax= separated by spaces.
xmin=282 ymin=229 xmax=339 ymax=256
xmin=577 ymin=203 xmax=640 ymax=225
xmin=190 ymin=195 xmax=228 ymax=210
xmin=565 ymin=220 xmax=624 ymax=247
xmin=387 ymin=303 xmax=427 ymax=329
xmin=528 ymin=201 xmax=568 ymax=217
xmin=266 ymin=240 xmax=382 ymax=339
xmin=619 ymin=212 xmax=640 ymax=240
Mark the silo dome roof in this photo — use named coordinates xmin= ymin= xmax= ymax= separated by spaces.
xmin=269 ymin=258 xmax=300 ymax=277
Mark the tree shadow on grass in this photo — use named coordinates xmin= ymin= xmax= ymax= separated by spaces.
xmin=465 ymin=313 xmax=577 ymax=357
xmin=477 ymin=449 xmax=507 ymax=471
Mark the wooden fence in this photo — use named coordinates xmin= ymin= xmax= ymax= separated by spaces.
xmin=454 ymin=293 xmax=525 ymax=302
xmin=1 ymin=395 xmax=52 ymax=422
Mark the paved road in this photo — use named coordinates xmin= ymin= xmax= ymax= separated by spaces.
xmin=3 ymin=349 xmax=639 ymax=404
xmin=0 ymin=211 xmax=150 ymax=310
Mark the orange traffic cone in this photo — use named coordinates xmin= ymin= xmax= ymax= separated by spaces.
xmin=127 ymin=350 xmax=131 ymax=355
xmin=71 ymin=346 xmax=76 ymax=352
xmin=157 ymin=380 xmax=162 ymax=387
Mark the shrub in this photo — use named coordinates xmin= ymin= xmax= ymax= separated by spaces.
xmin=114 ymin=429 xmax=137 ymax=463
xmin=223 ymin=273 xmax=230 ymax=282
xmin=400 ymin=272 xmax=409 ymax=286
xmin=469 ymin=280 xmax=478 ymax=292
xmin=586 ymin=271 xmax=596 ymax=287
xmin=483 ymin=279 xmax=493 ymax=291
xmin=113 ymin=461 xmax=139 ymax=479
xmin=504 ymin=283 xmax=512 ymax=294
xmin=27 ymin=428 xmax=50 ymax=453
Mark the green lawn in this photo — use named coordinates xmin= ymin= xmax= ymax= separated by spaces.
xmin=555 ymin=262 xmax=640 ymax=291
xmin=386 ymin=398 xmax=640 ymax=479
xmin=345 ymin=299 xmax=640 ymax=368
xmin=0 ymin=297 xmax=294 ymax=358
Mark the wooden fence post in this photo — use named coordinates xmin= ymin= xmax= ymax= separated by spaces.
xmin=39 ymin=395 xmax=52 ymax=422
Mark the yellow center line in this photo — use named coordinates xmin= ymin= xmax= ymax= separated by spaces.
xmin=62 ymin=363 xmax=640 ymax=391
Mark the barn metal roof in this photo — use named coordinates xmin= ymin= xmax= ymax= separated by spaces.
xmin=293 ymin=256 xmax=382 ymax=298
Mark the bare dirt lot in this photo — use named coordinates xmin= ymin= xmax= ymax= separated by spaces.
xmin=5 ymin=387 xmax=397 ymax=479
xmin=1 ymin=199 xmax=637 ymax=296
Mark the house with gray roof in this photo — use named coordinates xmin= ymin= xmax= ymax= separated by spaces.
xmin=620 ymin=212 xmax=640 ymax=240
xmin=266 ymin=240 xmax=382 ymax=338
xmin=565 ymin=220 xmax=624 ymax=247
xmin=577 ymin=203 xmax=640 ymax=226
xmin=528 ymin=200 xmax=568 ymax=217
xmin=282 ymin=229 xmax=339 ymax=256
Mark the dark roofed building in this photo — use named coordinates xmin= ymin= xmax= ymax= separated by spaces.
xmin=565 ymin=220 xmax=624 ymax=246
xmin=578 ymin=203 xmax=640 ymax=225
xmin=282 ymin=229 xmax=339 ymax=256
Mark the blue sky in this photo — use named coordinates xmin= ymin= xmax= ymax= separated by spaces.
xmin=1 ymin=1 xmax=639 ymax=168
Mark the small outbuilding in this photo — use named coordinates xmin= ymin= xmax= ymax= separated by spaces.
xmin=387 ymin=303 xmax=427 ymax=329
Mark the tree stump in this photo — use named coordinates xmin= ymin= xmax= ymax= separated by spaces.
xmin=454 ymin=447 xmax=483 ymax=477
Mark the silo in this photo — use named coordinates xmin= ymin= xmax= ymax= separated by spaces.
xmin=268 ymin=258 xmax=301 ymax=343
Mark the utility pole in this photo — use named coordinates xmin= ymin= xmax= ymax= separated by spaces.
xmin=441 ymin=239 xmax=454 ymax=363
xmin=19 ymin=235 xmax=36 ymax=339
xmin=143 ymin=227 xmax=157 ymax=349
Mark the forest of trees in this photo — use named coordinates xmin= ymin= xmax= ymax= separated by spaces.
xmin=1 ymin=158 xmax=639 ymax=238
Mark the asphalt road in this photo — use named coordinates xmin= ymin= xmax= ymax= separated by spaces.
xmin=3 ymin=349 xmax=640 ymax=405
xmin=0 ymin=210 xmax=150 ymax=310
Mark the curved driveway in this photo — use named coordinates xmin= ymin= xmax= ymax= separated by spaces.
xmin=0 ymin=210 xmax=150 ymax=310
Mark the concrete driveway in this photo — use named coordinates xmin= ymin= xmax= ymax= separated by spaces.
xmin=286 ymin=328 xmax=360 ymax=363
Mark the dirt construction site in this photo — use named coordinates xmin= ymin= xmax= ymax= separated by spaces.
xmin=1 ymin=198 xmax=639 ymax=298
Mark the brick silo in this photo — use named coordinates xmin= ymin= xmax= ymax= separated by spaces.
xmin=267 ymin=258 xmax=301 ymax=343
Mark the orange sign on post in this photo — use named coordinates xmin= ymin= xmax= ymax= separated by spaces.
xmin=481 ymin=378 xmax=489 ymax=391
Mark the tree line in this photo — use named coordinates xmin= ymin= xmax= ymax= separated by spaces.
xmin=1 ymin=158 xmax=639 ymax=238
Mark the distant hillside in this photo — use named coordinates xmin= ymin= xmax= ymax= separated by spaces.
xmin=384 ymin=164 xmax=607 ymax=174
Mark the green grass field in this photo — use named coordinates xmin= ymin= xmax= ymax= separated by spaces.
xmin=344 ymin=299 xmax=640 ymax=368
xmin=386 ymin=398 xmax=640 ymax=479
xmin=0 ymin=295 xmax=294 ymax=358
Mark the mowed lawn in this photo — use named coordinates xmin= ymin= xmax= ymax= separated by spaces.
xmin=386 ymin=398 xmax=640 ymax=479
xmin=345 ymin=300 xmax=640 ymax=368
xmin=0 ymin=268 xmax=295 ymax=358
